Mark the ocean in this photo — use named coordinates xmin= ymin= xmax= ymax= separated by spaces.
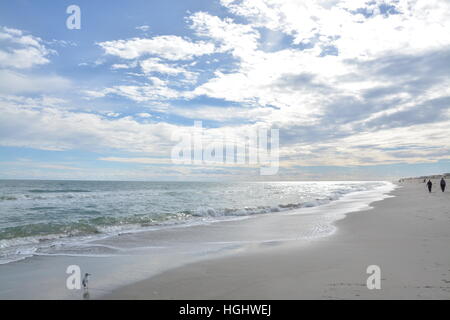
xmin=0 ymin=180 xmax=388 ymax=265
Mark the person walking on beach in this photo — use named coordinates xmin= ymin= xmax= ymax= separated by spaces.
xmin=427 ymin=180 xmax=432 ymax=193
xmin=440 ymin=178 xmax=446 ymax=192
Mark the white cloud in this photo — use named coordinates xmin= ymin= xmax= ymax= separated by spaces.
xmin=0 ymin=26 xmax=54 ymax=69
xmin=0 ymin=47 xmax=49 ymax=69
xmin=99 ymin=157 xmax=172 ymax=165
xmin=189 ymin=11 xmax=260 ymax=59
xmin=106 ymin=112 xmax=121 ymax=117
xmin=0 ymin=70 xmax=71 ymax=94
xmin=140 ymin=58 xmax=186 ymax=75
xmin=98 ymin=35 xmax=216 ymax=60
xmin=220 ymin=0 xmax=450 ymax=59
xmin=0 ymin=90 xmax=448 ymax=170
xmin=111 ymin=63 xmax=134 ymax=70
xmin=136 ymin=25 xmax=150 ymax=32
xmin=100 ymin=82 xmax=182 ymax=102
xmin=0 ymin=99 xmax=184 ymax=154
xmin=164 ymin=105 xmax=273 ymax=122
xmin=0 ymin=94 xmax=67 ymax=109
xmin=136 ymin=112 xmax=152 ymax=118
xmin=186 ymin=0 xmax=450 ymax=125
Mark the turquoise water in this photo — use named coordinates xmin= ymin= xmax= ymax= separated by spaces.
xmin=0 ymin=180 xmax=385 ymax=264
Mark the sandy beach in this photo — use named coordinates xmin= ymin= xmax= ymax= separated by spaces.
xmin=2 ymin=0 xmax=450 ymax=304
xmin=104 ymin=181 xmax=450 ymax=300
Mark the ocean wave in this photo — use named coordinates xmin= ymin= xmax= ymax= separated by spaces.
xmin=0 ymin=185 xmax=376 ymax=245
xmin=192 ymin=193 xmax=348 ymax=217
xmin=0 ymin=222 xmax=100 ymax=241
xmin=28 ymin=189 xmax=91 ymax=193
xmin=0 ymin=181 xmax=387 ymax=264
xmin=0 ymin=213 xmax=193 ymax=264
xmin=0 ymin=212 xmax=192 ymax=240
xmin=0 ymin=196 xmax=18 ymax=201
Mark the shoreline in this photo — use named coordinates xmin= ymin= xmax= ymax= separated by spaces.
xmin=104 ymin=181 xmax=450 ymax=299
xmin=0 ymin=181 xmax=394 ymax=299
xmin=0 ymin=181 xmax=382 ymax=266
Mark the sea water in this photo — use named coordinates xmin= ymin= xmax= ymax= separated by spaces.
xmin=0 ymin=180 xmax=388 ymax=264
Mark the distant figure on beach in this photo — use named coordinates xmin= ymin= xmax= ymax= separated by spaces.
xmin=440 ymin=178 xmax=446 ymax=192
xmin=427 ymin=180 xmax=432 ymax=193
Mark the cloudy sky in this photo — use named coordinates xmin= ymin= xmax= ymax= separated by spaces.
xmin=0 ymin=0 xmax=449 ymax=181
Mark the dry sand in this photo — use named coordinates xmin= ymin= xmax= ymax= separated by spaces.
xmin=105 ymin=181 xmax=450 ymax=299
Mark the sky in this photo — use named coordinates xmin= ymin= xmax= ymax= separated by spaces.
xmin=0 ymin=0 xmax=449 ymax=181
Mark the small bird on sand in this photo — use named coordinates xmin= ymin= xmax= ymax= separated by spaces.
xmin=82 ymin=273 xmax=91 ymax=289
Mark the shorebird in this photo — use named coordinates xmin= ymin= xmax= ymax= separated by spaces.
xmin=82 ymin=273 xmax=91 ymax=289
